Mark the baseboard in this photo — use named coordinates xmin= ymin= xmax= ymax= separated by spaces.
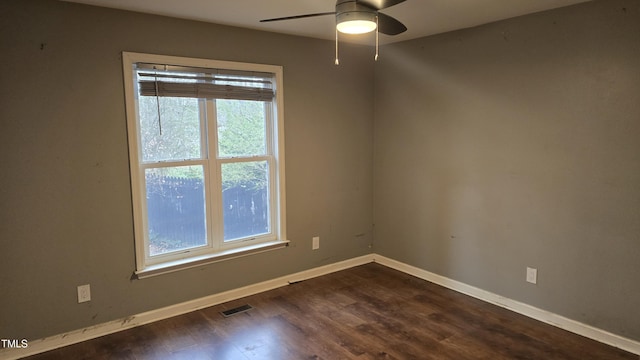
xmin=372 ymin=254 xmax=640 ymax=356
xmin=1 ymin=254 xmax=375 ymax=360
xmin=4 ymin=253 xmax=638 ymax=359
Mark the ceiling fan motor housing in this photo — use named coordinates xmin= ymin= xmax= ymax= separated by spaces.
xmin=336 ymin=0 xmax=377 ymax=26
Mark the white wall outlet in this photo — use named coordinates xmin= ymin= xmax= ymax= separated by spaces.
xmin=312 ymin=236 xmax=320 ymax=250
xmin=526 ymin=267 xmax=538 ymax=284
xmin=77 ymin=284 xmax=91 ymax=303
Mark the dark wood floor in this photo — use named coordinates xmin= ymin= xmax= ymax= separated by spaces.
xmin=25 ymin=263 xmax=637 ymax=360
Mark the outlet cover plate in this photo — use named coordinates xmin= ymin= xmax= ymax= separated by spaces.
xmin=77 ymin=284 xmax=91 ymax=303
xmin=526 ymin=267 xmax=538 ymax=284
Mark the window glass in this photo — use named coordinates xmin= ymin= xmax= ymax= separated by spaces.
xmin=217 ymin=99 xmax=267 ymax=158
xmin=221 ymin=161 xmax=270 ymax=241
xmin=145 ymin=166 xmax=207 ymax=256
xmin=139 ymin=96 xmax=201 ymax=162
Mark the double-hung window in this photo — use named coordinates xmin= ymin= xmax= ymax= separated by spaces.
xmin=122 ymin=52 xmax=287 ymax=278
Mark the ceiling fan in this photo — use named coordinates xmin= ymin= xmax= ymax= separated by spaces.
xmin=260 ymin=0 xmax=408 ymax=64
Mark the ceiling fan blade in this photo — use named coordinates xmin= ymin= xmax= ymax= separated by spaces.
xmin=357 ymin=0 xmax=406 ymax=11
xmin=377 ymin=12 xmax=407 ymax=35
xmin=260 ymin=12 xmax=336 ymax=23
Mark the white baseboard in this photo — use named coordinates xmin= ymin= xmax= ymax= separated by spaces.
xmin=372 ymin=254 xmax=640 ymax=356
xmin=1 ymin=254 xmax=374 ymax=360
xmin=3 ymin=253 xmax=638 ymax=359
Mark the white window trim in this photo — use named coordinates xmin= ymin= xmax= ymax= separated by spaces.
xmin=122 ymin=52 xmax=287 ymax=278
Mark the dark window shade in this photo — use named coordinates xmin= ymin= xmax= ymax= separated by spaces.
xmin=135 ymin=64 xmax=275 ymax=102
xmin=138 ymin=80 xmax=275 ymax=101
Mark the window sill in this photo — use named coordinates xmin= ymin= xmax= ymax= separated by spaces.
xmin=134 ymin=240 xmax=290 ymax=279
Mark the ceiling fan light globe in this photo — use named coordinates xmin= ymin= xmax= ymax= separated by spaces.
xmin=336 ymin=8 xmax=377 ymax=34
xmin=337 ymin=19 xmax=377 ymax=34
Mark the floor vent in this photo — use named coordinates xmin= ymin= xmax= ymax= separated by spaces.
xmin=221 ymin=304 xmax=253 ymax=317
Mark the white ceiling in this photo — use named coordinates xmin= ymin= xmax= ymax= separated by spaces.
xmin=63 ymin=0 xmax=591 ymax=45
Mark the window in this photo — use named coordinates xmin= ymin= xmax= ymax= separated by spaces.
xmin=122 ymin=52 xmax=287 ymax=278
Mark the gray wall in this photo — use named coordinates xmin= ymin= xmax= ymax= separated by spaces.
xmin=0 ymin=0 xmax=373 ymax=340
xmin=374 ymin=0 xmax=640 ymax=341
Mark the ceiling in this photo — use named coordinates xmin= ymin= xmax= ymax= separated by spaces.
xmin=62 ymin=0 xmax=591 ymax=45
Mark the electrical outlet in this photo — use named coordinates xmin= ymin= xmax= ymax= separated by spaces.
xmin=526 ymin=267 xmax=538 ymax=284
xmin=312 ymin=236 xmax=320 ymax=250
xmin=77 ymin=284 xmax=91 ymax=303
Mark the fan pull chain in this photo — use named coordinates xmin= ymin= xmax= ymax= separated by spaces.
xmin=335 ymin=27 xmax=340 ymax=65
xmin=375 ymin=16 xmax=379 ymax=61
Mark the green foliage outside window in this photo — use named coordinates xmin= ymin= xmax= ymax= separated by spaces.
xmin=138 ymin=96 xmax=268 ymax=190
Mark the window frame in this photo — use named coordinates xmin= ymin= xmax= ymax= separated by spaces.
xmin=122 ymin=52 xmax=287 ymax=278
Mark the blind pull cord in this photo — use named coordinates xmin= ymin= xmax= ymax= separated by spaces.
xmin=154 ymin=69 xmax=162 ymax=135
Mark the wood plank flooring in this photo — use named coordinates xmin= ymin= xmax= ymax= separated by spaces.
xmin=25 ymin=263 xmax=638 ymax=359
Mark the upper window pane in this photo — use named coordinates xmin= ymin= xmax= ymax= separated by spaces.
xmin=217 ymin=99 xmax=267 ymax=158
xmin=139 ymin=96 xmax=201 ymax=162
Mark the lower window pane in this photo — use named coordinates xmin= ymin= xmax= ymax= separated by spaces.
xmin=221 ymin=161 xmax=270 ymax=241
xmin=145 ymin=166 xmax=207 ymax=256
